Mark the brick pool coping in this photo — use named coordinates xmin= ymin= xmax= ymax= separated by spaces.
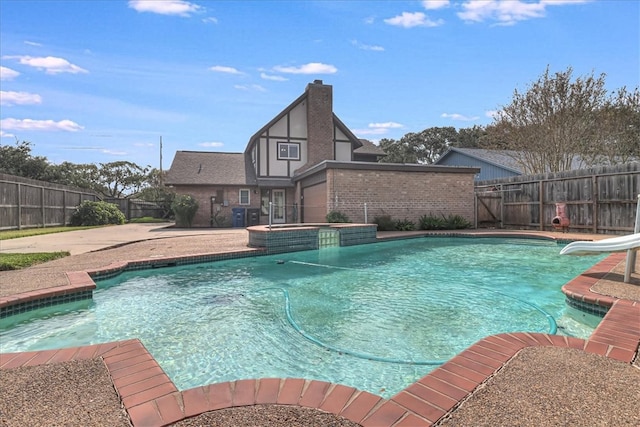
xmin=1 ymin=243 xmax=639 ymax=426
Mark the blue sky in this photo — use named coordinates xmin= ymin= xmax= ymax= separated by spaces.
xmin=1 ymin=0 xmax=638 ymax=170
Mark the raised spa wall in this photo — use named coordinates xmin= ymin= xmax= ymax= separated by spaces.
xmin=247 ymin=223 xmax=378 ymax=253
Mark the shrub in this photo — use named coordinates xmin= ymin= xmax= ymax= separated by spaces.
xmin=326 ymin=211 xmax=351 ymax=223
xmin=70 ymin=201 xmax=125 ymax=226
xmin=444 ymin=214 xmax=472 ymax=229
xmin=419 ymin=213 xmax=447 ymax=230
xmin=419 ymin=213 xmax=472 ymax=230
xmin=394 ymin=218 xmax=416 ymax=231
xmin=373 ymin=215 xmax=395 ymax=231
xmin=171 ymin=194 xmax=199 ymax=227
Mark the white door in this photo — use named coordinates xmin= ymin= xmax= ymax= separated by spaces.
xmin=272 ymin=189 xmax=285 ymax=223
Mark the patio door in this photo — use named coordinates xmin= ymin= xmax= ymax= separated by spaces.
xmin=272 ymin=189 xmax=285 ymax=223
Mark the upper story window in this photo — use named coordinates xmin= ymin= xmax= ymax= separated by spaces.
xmin=278 ymin=142 xmax=300 ymax=160
xmin=239 ymin=189 xmax=250 ymax=205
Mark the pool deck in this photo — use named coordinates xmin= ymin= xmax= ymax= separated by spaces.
xmin=1 ymin=225 xmax=639 ymax=426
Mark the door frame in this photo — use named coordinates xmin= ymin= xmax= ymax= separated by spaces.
xmin=272 ymin=189 xmax=286 ymax=224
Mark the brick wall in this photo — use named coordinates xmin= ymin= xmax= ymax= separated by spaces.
xmin=172 ymin=185 xmax=299 ymax=227
xmin=298 ymin=81 xmax=334 ymax=174
xmin=171 ymin=185 xmax=261 ymax=227
xmin=325 ymin=169 xmax=476 ymax=224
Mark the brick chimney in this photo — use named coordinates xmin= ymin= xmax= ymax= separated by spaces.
xmin=299 ymin=80 xmax=334 ymax=173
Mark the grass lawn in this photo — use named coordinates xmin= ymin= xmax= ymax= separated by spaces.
xmin=0 ymin=226 xmax=101 ymax=241
xmin=0 ymin=252 xmax=70 ymax=271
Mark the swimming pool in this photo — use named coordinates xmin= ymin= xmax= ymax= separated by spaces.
xmin=0 ymin=237 xmax=605 ymax=397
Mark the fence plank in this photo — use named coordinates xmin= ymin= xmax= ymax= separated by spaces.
xmin=476 ymin=162 xmax=640 ymax=235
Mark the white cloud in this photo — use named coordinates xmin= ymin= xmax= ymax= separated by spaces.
xmin=0 ymin=130 xmax=16 ymax=138
xmin=4 ymin=55 xmax=88 ymax=74
xmin=234 ymin=84 xmax=266 ymax=92
xmin=260 ymin=72 xmax=288 ymax=81
xmin=202 ymin=16 xmax=218 ymax=24
xmin=24 ymin=40 xmax=43 ymax=47
xmin=485 ymin=110 xmax=499 ymax=119
xmin=441 ymin=112 xmax=480 ymax=121
xmin=384 ymin=12 xmax=444 ymax=28
xmin=354 ymin=122 xmax=403 ymax=135
xmin=422 ymin=0 xmax=450 ymax=10
xmin=273 ymin=62 xmax=337 ymax=74
xmin=351 ymin=40 xmax=385 ymax=51
xmin=1 ymin=118 xmax=84 ymax=132
xmin=456 ymin=0 xmax=583 ymax=25
xmin=128 ymin=0 xmax=202 ymax=17
xmin=199 ymin=141 xmax=224 ymax=147
xmin=369 ymin=122 xmax=403 ymax=129
xmin=0 ymin=66 xmax=20 ymax=81
xmin=0 ymin=91 xmax=43 ymax=106
xmin=209 ymin=65 xmax=243 ymax=74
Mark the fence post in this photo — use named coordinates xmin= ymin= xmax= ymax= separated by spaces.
xmin=364 ymin=203 xmax=368 ymax=224
xmin=17 ymin=183 xmax=22 ymax=230
xmin=592 ymin=175 xmax=598 ymax=234
xmin=41 ymin=186 xmax=45 ymax=228
xmin=538 ymin=180 xmax=544 ymax=231
xmin=269 ymin=202 xmax=273 ymax=230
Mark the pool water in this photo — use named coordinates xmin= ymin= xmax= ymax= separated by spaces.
xmin=0 ymin=237 xmax=605 ymax=397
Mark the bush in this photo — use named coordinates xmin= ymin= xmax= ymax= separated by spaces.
xmin=70 ymin=201 xmax=125 ymax=226
xmin=419 ymin=213 xmax=472 ymax=230
xmin=326 ymin=211 xmax=351 ymax=223
xmin=394 ymin=218 xmax=416 ymax=231
xmin=419 ymin=214 xmax=447 ymax=230
xmin=444 ymin=214 xmax=472 ymax=229
xmin=373 ymin=215 xmax=395 ymax=231
xmin=171 ymin=194 xmax=199 ymax=227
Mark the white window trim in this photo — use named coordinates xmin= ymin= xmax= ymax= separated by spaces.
xmin=277 ymin=142 xmax=300 ymax=161
xmin=239 ymin=189 xmax=250 ymax=205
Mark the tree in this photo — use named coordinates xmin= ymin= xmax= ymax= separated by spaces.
xmin=137 ymin=168 xmax=176 ymax=218
xmin=586 ymin=86 xmax=640 ymax=165
xmin=44 ymin=162 xmax=101 ymax=191
xmin=378 ymin=138 xmax=418 ymax=163
xmin=486 ymin=66 xmax=637 ymax=174
xmin=97 ymin=161 xmax=150 ymax=198
xmin=413 ymin=127 xmax=458 ymax=163
xmin=379 ymin=127 xmax=458 ymax=164
xmin=0 ymin=140 xmax=50 ymax=179
xmin=453 ymin=125 xmax=488 ymax=149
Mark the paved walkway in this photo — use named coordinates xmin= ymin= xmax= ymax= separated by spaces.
xmin=0 ymin=223 xmax=247 ymax=255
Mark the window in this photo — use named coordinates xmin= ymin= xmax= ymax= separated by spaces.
xmin=239 ymin=189 xmax=250 ymax=205
xmin=277 ymin=142 xmax=300 ymax=160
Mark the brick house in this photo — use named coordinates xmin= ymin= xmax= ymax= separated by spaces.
xmin=165 ymin=80 xmax=479 ymax=227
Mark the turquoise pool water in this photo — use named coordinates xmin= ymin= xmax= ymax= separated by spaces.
xmin=0 ymin=237 xmax=605 ymax=397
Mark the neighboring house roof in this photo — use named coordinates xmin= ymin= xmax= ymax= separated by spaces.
xmin=164 ymin=151 xmax=257 ymax=186
xmin=354 ymin=139 xmax=386 ymax=156
xmin=436 ymin=148 xmax=524 ymax=175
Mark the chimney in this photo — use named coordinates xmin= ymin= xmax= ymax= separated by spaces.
xmin=302 ymin=80 xmax=333 ymax=172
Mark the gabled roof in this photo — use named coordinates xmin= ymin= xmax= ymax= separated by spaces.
xmin=164 ymin=151 xmax=256 ymax=186
xmin=244 ymin=85 xmax=362 ymax=154
xmin=355 ymin=139 xmax=386 ymax=156
xmin=436 ymin=147 xmax=523 ymax=174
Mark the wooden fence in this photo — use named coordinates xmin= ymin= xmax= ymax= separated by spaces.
xmin=0 ymin=173 xmax=99 ymax=230
xmin=475 ymin=162 xmax=640 ymax=235
xmin=0 ymin=174 xmax=166 ymax=230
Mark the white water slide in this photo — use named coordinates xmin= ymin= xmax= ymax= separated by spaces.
xmin=559 ymin=233 xmax=640 ymax=256
xmin=560 ymin=194 xmax=639 ymax=283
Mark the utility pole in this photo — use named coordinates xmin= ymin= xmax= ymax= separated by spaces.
xmin=159 ymin=136 xmax=163 ymax=185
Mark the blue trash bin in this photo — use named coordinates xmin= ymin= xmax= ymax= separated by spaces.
xmin=231 ymin=207 xmax=246 ymax=227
